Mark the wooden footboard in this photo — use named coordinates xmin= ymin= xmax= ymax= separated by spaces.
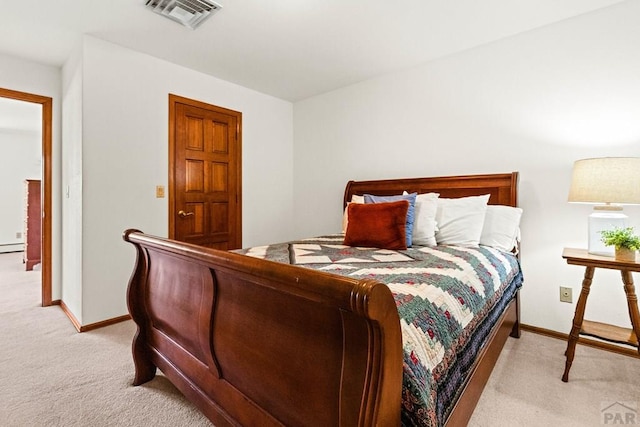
xmin=124 ymin=229 xmax=403 ymax=427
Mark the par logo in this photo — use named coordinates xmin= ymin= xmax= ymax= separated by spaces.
xmin=601 ymin=401 xmax=638 ymax=425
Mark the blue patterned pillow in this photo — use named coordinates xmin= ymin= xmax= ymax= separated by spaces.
xmin=364 ymin=193 xmax=417 ymax=247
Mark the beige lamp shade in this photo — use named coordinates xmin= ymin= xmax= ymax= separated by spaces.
xmin=568 ymin=157 xmax=640 ymax=204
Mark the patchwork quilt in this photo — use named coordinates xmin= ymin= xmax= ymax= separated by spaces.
xmin=237 ymin=235 xmax=523 ymax=426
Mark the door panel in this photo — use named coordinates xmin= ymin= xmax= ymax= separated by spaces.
xmin=183 ymin=203 xmax=205 ymax=236
xmin=212 ymin=122 xmax=229 ymax=152
xmin=210 ymin=162 xmax=228 ymax=192
xmin=210 ymin=203 xmax=229 ymax=233
xmin=186 ymin=117 xmax=204 ymax=150
xmin=170 ymin=95 xmax=242 ymax=250
xmin=185 ymin=160 xmax=205 ymax=192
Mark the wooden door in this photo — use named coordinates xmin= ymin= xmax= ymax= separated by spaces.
xmin=169 ymin=95 xmax=242 ymax=250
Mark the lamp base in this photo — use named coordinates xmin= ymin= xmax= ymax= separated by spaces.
xmin=588 ymin=209 xmax=627 ymax=257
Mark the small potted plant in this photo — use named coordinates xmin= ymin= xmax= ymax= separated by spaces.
xmin=600 ymin=226 xmax=640 ymax=261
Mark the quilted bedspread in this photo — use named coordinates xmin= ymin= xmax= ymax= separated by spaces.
xmin=236 ymin=235 xmax=523 ymax=426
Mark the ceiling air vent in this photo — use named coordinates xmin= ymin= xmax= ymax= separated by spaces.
xmin=146 ymin=0 xmax=223 ymax=30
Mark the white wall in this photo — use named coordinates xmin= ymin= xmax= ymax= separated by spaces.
xmin=61 ymin=45 xmax=84 ymax=322
xmin=293 ymin=1 xmax=640 ymax=335
xmin=0 ymin=54 xmax=62 ymax=299
xmin=72 ymin=36 xmax=294 ymax=325
xmin=0 ymin=127 xmax=41 ymax=252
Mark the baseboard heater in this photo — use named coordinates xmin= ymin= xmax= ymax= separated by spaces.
xmin=0 ymin=243 xmax=24 ymax=254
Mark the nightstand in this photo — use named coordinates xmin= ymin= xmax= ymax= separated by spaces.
xmin=561 ymin=248 xmax=640 ymax=382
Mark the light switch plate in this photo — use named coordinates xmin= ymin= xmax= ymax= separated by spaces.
xmin=156 ymin=185 xmax=165 ymax=198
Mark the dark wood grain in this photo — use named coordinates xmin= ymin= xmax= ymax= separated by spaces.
xmin=344 ymin=172 xmax=518 ymax=208
xmin=125 ymin=230 xmax=403 ymax=426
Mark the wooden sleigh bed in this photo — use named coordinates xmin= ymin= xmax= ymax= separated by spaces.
xmin=124 ymin=172 xmax=522 ymax=426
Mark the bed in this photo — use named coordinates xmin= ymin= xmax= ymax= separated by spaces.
xmin=124 ymin=172 xmax=523 ymax=426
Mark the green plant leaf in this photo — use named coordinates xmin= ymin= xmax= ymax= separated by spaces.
xmin=600 ymin=226 xmax=640 ymax=251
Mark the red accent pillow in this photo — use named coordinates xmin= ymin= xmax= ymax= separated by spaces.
xmin=343 ymin=200 xmax=408 ymax=250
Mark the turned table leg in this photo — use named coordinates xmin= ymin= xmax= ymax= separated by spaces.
xmin=562 ymin=266 xmax=594 ymax=382
xmin=621 ymin=270 xmax=640 ymax=355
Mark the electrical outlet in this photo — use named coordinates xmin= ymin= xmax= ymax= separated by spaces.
xmin=15 ymin=232 xmax=22 ymax=239
xmin=560 ymin=286 xmax=573 ymax=303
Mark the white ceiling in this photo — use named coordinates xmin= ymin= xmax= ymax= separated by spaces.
xmin=0 ymin=0 xmax=627 ymax=104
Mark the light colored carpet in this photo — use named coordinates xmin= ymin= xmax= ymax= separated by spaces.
xmin=469 ymin=327 xmax=640 ymax=426
xmin=1 ymin=251 xmax=638 ymax=426
xmin=0 ymin=252 xmax=210 ymax=427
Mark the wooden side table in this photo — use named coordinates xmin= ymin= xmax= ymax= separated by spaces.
xmin=561 ymin=248 xmax=640 ymax=382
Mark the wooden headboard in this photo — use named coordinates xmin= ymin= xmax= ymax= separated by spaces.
xmin=344 ymin=172 xmax=519 ymax=208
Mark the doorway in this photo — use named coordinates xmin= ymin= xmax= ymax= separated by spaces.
xmin=0 ymin=87 xmax=53 ymax=306
xmin=168 ymin=94 xmax=242 ymax=249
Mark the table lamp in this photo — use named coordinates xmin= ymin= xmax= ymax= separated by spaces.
xmin=568 ymin=157 xmax=640 ymax=256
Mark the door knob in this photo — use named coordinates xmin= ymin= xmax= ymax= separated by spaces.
xmin=178 ymin=210 xmax=194 ymax=218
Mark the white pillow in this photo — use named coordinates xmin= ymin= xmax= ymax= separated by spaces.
xmin=480 ymin=205 xmax=523 ymax=252
xmin=435 ymin=194 xmax=490 ymax=247
xmin=404 ymin=192 xmax=439 ymax=246
xmin=341 ymin=195 xmax=365 ymax=233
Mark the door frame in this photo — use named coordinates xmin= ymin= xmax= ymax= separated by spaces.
xmin=0 ymin=87 xmax=53 ymax=306
xmin=168 ymin=94 xmax=242 ymax=245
